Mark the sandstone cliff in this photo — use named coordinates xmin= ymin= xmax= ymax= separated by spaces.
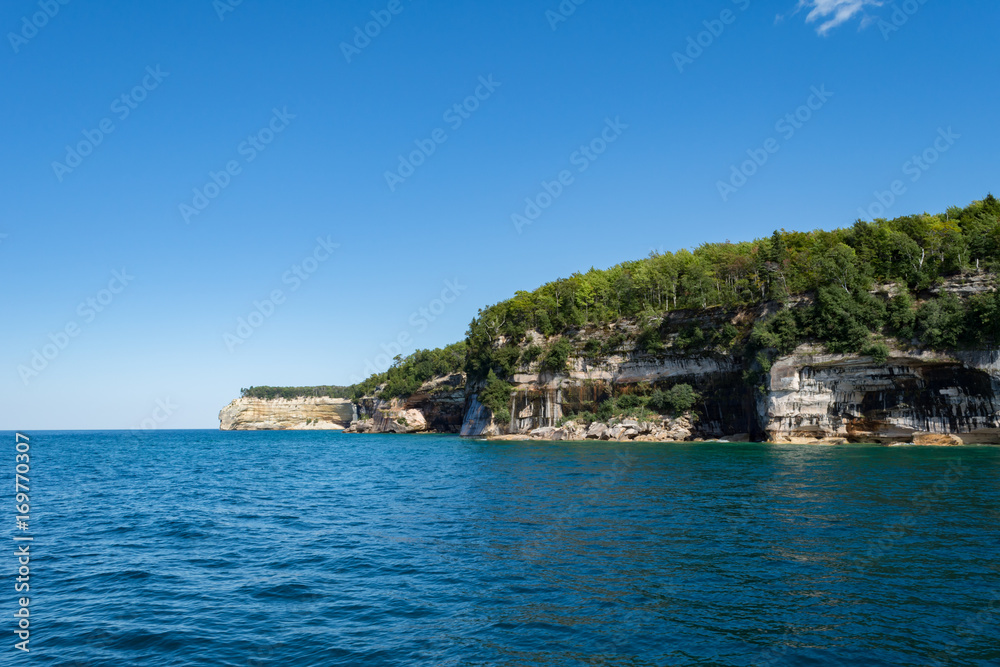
xmin=219 ymin=396 xmax=355 ymax=431
xmin=764 ymin=345 xmax=1000 ymax=444
xmin=346 ymin=374 xmax=466 ymax=434
xmin=462 ymin=343 xmax=1000 ymax=444
xmin=459 ymin=321 xmax=754 ymax=440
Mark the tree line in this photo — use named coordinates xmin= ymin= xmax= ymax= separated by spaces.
xmin=240 ymin=386 xmax=354 ymax=400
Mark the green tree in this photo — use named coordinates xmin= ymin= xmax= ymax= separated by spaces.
xmin=915 ymin=295 xmax=965 ymax=349
xmin=479 ymin=370 xmax=513 ymax=425
xmin=649 ymin=384 xmax=700 ymax=414
xmin=540 ymin=338 xmax=573 ymax=373
xmin=887 ymin=290 xmax=916 ymax=341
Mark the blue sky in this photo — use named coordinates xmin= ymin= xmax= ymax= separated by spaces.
xmin=2 ymin=0 xmax=997 ymax=429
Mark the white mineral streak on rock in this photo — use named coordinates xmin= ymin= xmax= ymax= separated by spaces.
xmin=764 ymin=345 xmax=1000 ymax=444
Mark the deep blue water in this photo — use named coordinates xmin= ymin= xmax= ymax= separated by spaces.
xmin=3 ymin=430 xmax=999 ymax=666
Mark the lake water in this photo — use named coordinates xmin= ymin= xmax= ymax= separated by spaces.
xmin=8 ymin=430 xmax=1000 ymax=665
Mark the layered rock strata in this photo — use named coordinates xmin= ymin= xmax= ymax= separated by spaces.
xmin=219 ymin=397 xmax=355 ymax=431
xmin=764 ymin=345 xmax=1000 ymax=444
xmin=346 ymin=374 xmax=466 ymax=434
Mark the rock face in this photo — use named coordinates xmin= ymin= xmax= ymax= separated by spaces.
xmin=462 ymin=341 xmax=753 ymax=440
xmin=913 ymin=433 xmax=965 ymax=446
xmin=219 ymin=397 xmax=354 ymax=431
xmin=346 ymin=406 xmax=429 ymax=434
xmin=503 ymin=352 xmax=749 ymax=438
xmin=460 ymin=338 xmax=1000 ymax=444
xmin=221 ymin=342 xmax=1000 ymax=443
xmin=460 ymin=394 xmax=499 ymax=437
xmin=454 ymin=276 xmax=1000 ymax=443
xmin=219 ymin=376 xmax=467 ymax=434
xmin=764 ymin=345 xmax=1000 ymax=444
xmin=346 ymin=374 xmax=467 ymax=434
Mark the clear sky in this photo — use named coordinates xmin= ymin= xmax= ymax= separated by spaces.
xmin=2 ymin=0 xmax=997 ymax=429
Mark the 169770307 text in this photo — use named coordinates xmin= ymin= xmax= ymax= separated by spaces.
xmin=12 ymin=433 xmax=32 ymax=653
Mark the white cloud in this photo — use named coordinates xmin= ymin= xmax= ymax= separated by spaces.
xmin=791 ymin=0 xmax=882 ymax=35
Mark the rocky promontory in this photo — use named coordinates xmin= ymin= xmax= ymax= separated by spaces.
xmin=219 ymin=396 xmax=355 ymax=431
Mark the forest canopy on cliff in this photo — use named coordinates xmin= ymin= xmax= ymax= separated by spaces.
xmin=241 ymin=386 xmax=354 ymax=400
xmin=250 ymin=196 xmax=1000 ymax=398
xmin=348 ymin=343 xmax=467 ymax=401
xmin=465 ymin=195 xmax=1000 ymax=379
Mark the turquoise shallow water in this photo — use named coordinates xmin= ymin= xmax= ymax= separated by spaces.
xmin=5 ymin=430 xmax=1000 ymax=666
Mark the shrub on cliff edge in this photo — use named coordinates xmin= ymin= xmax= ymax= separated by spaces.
xmin=540 ymin=339 xmax=573 ymax=373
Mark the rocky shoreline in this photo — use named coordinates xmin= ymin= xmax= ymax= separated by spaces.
xmin=345 ymin=414 xmax=971 ymax=446
xmin=488 ymin=416 xmax=696 ymax=442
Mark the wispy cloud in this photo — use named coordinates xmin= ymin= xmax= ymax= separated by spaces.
xmin=786 ymin=0 xmax=882 ymax=35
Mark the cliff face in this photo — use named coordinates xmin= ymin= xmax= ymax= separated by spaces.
xmin=485 ymin=352 xmax=753 ymax=439
xmin=753 ymin=273 xmax=1000 ymax=443
xmin=219 ymin=346 xmax=1000 ymax=443
xmin=348 ymin=374 xmax=467 ymax=434
xmin=219 ymin=397 xmax=355 ymax=431
xmin=218 ymin=346 xmax=1000 ymax=443
xmin=454 ymin=347 xmax=1000 ymax=444
xmin=764 ymin=345 xmax=1000 ymax=444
